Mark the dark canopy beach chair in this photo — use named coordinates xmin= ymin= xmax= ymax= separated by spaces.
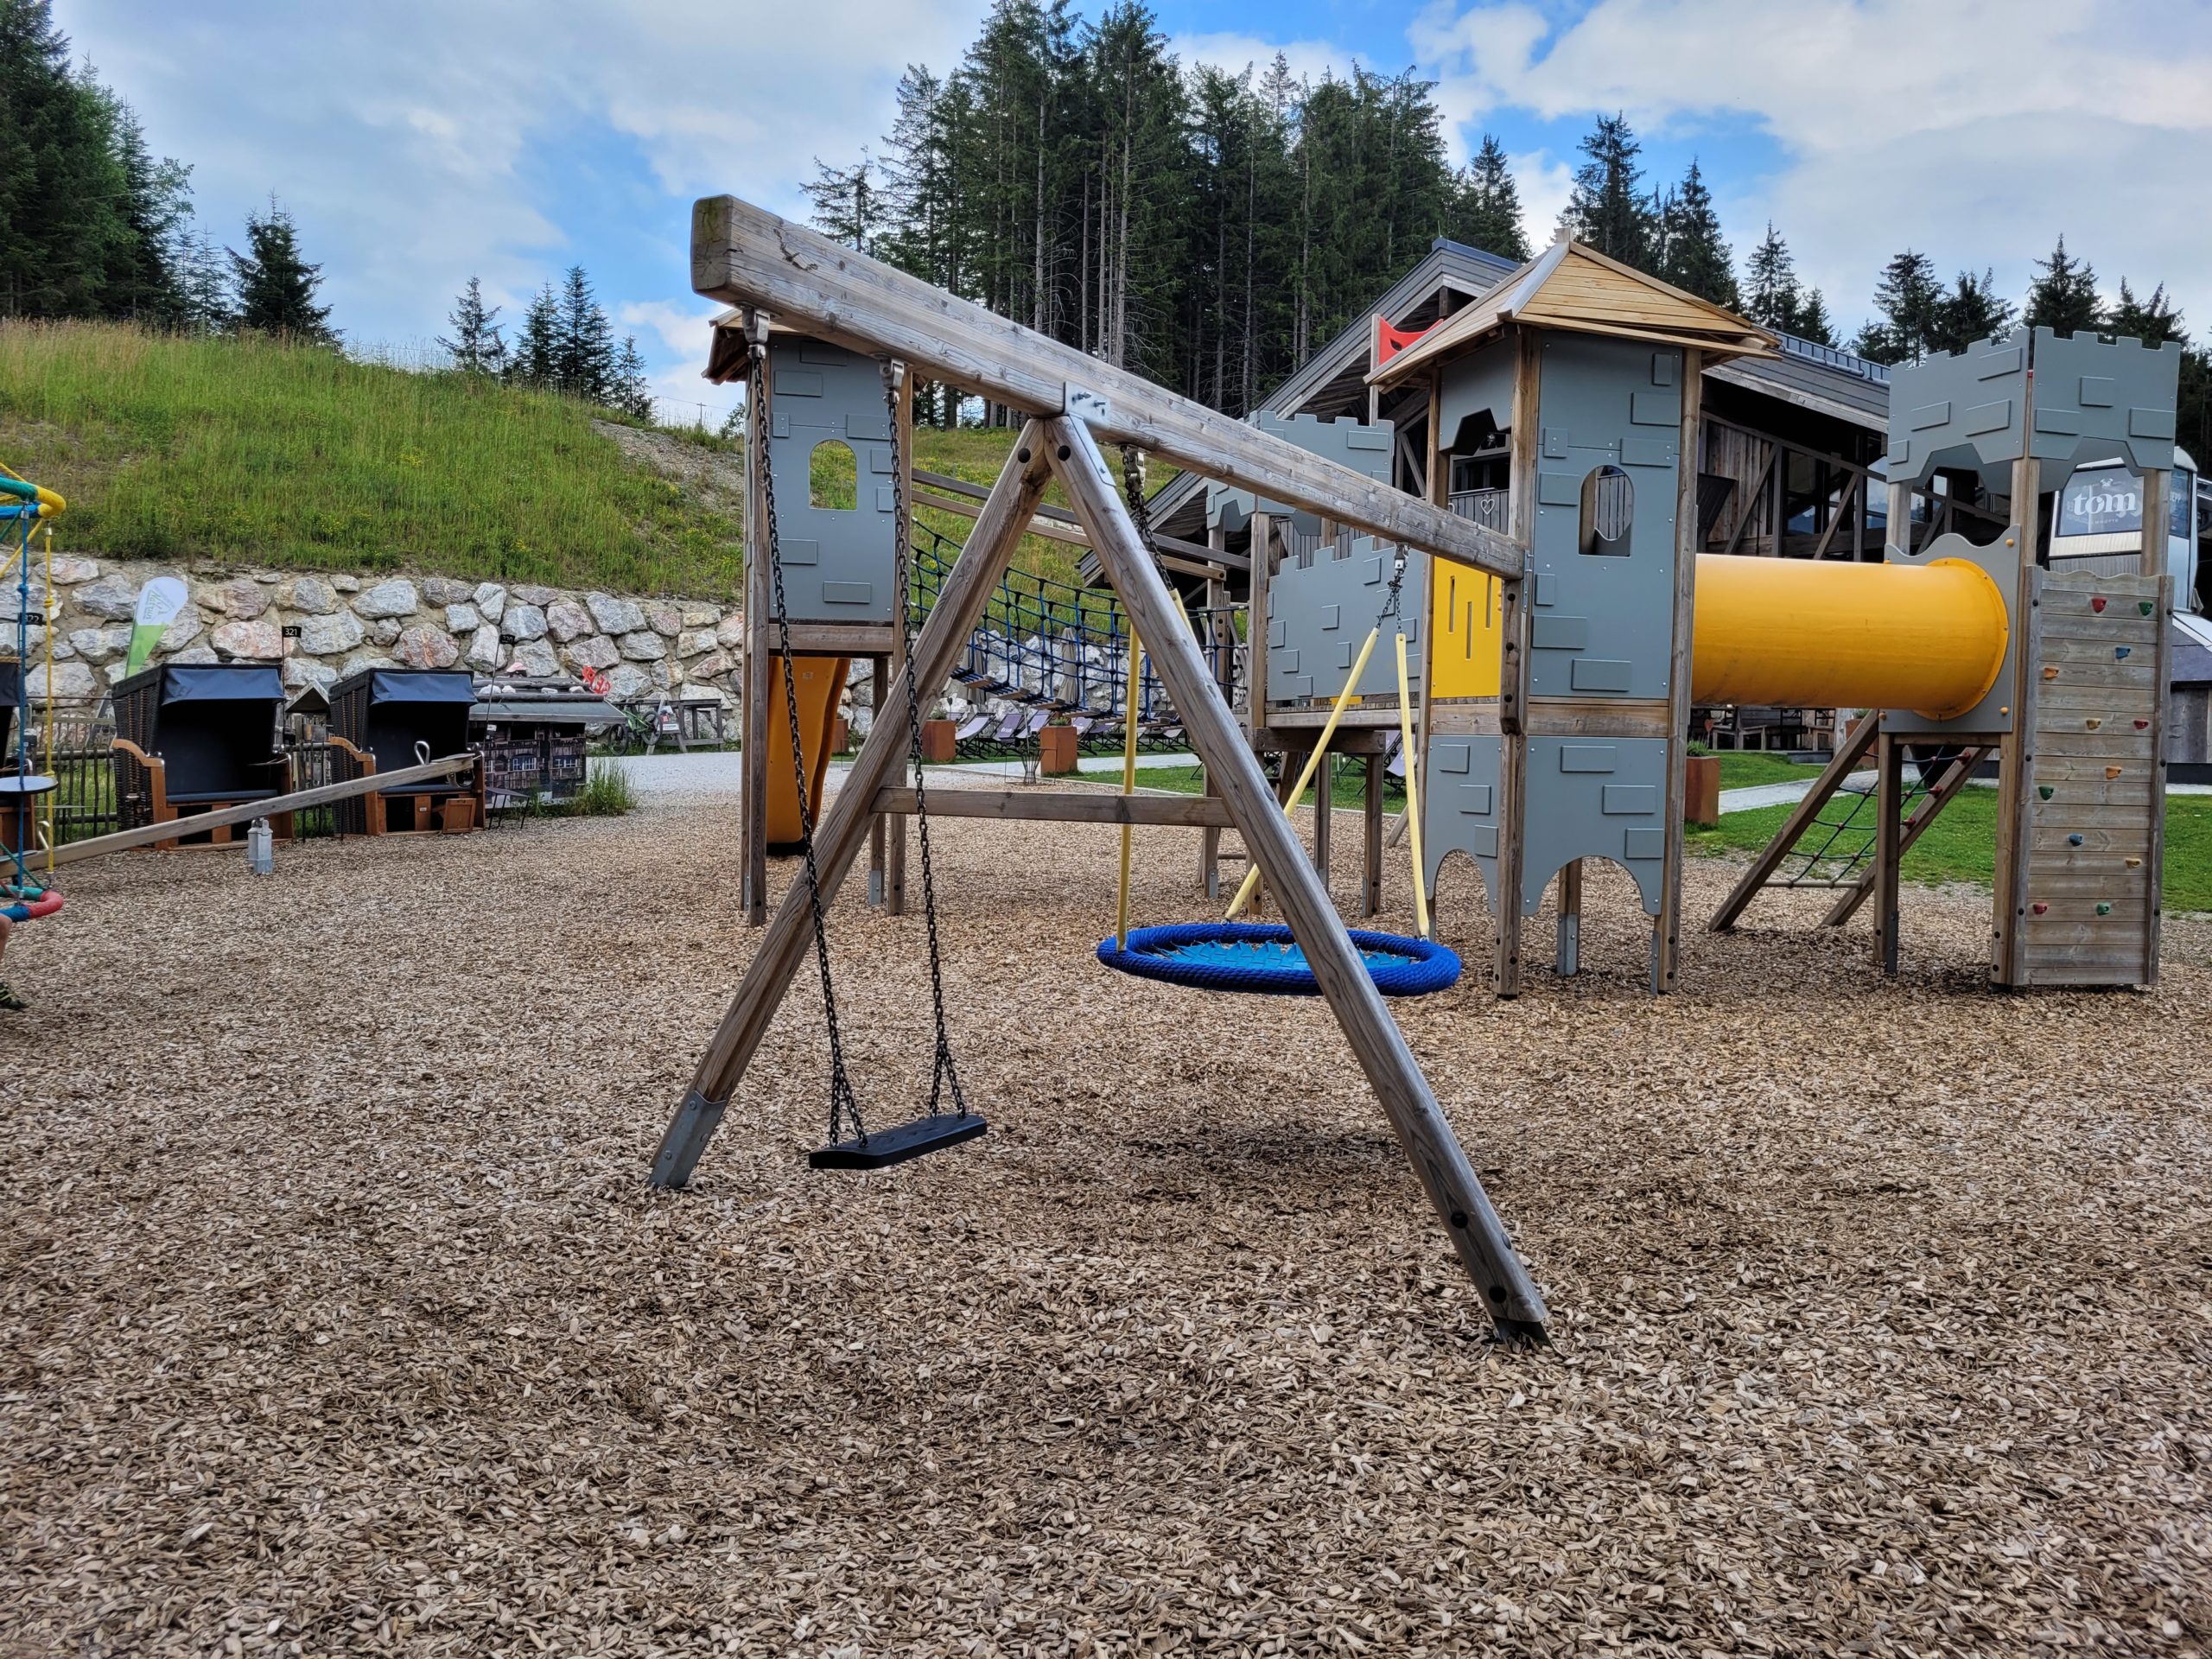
xmin=327 ymin=668 xmax=486 ymax=836
xmin=111 ymin=663 xmax=289 ymax=847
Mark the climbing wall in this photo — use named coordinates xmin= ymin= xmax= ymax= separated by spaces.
xmin=2007 ymin=568 xmax=2165 ymax=988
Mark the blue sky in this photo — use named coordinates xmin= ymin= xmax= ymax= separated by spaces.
xmin=58 ymin=1 xmax=2212 ymax=426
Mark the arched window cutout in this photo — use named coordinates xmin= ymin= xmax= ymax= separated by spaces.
xmin=809 ymin=440 xmax=858 ymax=511
xmin=1580 ymin=464 xmax=1632 ymax=556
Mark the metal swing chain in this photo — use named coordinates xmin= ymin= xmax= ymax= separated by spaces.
xmin=1376 ymin=543 xmax=1408 ymax=626
xmin=884 ymin=362 xmax=967 ymax=1121
xmin=753 ymin=347 xmax=865 ymax=1147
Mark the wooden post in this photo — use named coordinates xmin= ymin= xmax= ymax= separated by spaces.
xmin=867 ymin=652 xmax=888 ymax=906
xmin=1992 ymin=435 xmax=2043 ymax=985
xmin=1312 ymin=752 xmax=1333 ymax=888
xmin=741 ymin=313 xmax=774 ymax=926
xmin=650 ymin=427 xmax=1055 ymax=1190
xmin=1873 ymin=732 xmax=1904 ymax=976
xmin=1362 ymin=753 xmax=1385 ymax=918
xmin=1200 ymin=546 xmax=1227 ymax=898
xmin=884 ymin=368 xmax=913 ymax=917
xmin=1492 ymin=327 xmax=1541 ymax=996
xmin=1655 ymin=348 xmax=1705 ymax=994
xmin=2139 ymin=465 xmax=2172 ymax=985
xmin=1046 ymin=412 xmax=1548 ymax=1337
xmin=1554 ymin=859 xmax=1582 ymax=976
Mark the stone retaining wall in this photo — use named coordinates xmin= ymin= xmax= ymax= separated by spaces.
xmin=16 ymin=556 xmax=742 ymax=706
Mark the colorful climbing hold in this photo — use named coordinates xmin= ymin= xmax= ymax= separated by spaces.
xmin=2115 ymin=645 xmax=2132 ymax=659
xmin=2134 ymin=718 xmax=2151 ymax=730
xmin=2084 ymin=717 xmax=2102 ymax=729
xmin=2091 ymin=595 xmax=2107 ymax=613
xmin=2068 ymin=833 xmax=2085 ymax=846
xmin=2126 ymin=856 xmax=2143 ymax=869
xmin=2038 ymin=785 xmax=2055 ymax=799
xmin=2139 ymin=600 xmax=2155 ymax=615
xmin=2096 ymin=902 xmax=2113 ymax=916
xmin=2043 ymin=665 xmax=2060 ymax=680
xmin=2106 ymin=766 xmax=2123 ymax=780
xmin=2031 ymin=902 xmax=2049 ymax=915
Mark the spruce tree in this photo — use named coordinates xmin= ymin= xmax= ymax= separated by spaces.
xmin=508 ymin=283 xmax=560 ymax=389
xmin=1656 ymin=159 xmax=1736 ymax=308
xmin=1930 ymin=267 xmax=2014 ymax=356
xmin=2024 ymin=234 xmax=2101 ymax=334
xmin=0 ymin=1 xmax=134 ymax=317
xmin=228 ymin=199 xmax=335 ymax=341
xmin=2104 ymin=277 xmax=2183 ymax=346
xmin=552 ymin=265 xmax=614 ymax=401
xmin=439 ymin=276 xmax=506 ymax=373
xmin=803 ymin=153 xmax=879 ymax=253
xmin=1854 ymin=249 xmax=1942 ymax=364
xmin=612 ymin=335 xmax=653 ymax=420
xmin=1790 ymin=288 xmax=1837 ymax=347
xmin=1560 ymin=113 xmax=1654 ymax=270
xmin=1740 ymin=224 xmax=1798 ymax=333
xmin=1452 ymin=133 xmax=1528 ymax=261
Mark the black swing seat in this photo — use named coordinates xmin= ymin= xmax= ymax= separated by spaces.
xmin=810 ymin=1112 xmax=988 ymax=1171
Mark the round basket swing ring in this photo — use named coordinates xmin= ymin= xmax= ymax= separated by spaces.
xmin=1090 ymin=445 xmax=1457 ymax=1000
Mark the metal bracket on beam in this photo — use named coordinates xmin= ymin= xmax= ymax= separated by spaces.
xmin=1064 ymin=384 xmax=1111 ymax=423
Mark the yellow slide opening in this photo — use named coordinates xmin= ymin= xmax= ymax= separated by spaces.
xmin=765 ymin=654 xmax=848 ymax=850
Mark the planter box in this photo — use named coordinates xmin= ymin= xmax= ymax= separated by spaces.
xmin=920 ymin=718 xmax=957 ymax=765
xmin=1039 ymin=724 xmax=1079 ymax=775
xmin=1684 ymin=753 xmax=1720 ymax=828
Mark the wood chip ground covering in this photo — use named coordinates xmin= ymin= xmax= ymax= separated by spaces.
xmin=4 ymin=790 xmax=2209 ymax=1657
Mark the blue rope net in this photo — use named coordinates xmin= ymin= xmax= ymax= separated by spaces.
xmin=1096 ymin=921 xmax=1460 ymax=998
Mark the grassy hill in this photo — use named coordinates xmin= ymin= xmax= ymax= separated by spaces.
xmin=0 ymin=321 xmax=1145 ymax=601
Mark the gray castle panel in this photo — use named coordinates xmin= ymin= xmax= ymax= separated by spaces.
xmin=764 ymin=337 xmax=898 ymax=625
xmin=1524 ymin=335 xmax=1681 ymax=702
xmin=1883 ymin=332 xmax=2031 ymax=486
xmin=1421 ymin=733 xmax=1669 ymax=918
xmin=1519 ymin=735 xmax=1669 ymax=917
xmin=1206 ymin=413 xmax=1392 ymax=532
xmin=1422 ymin=734 xmax=1504 ymax=914
xmin=2022 ymin=327 xmax=2181 ymax=485
xmin=1264 ymin=537 xmax=1425 ymax=702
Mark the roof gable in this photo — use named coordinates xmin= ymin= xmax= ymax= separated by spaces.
xmin=1373 ymin=239 xmax=1774 ymax=385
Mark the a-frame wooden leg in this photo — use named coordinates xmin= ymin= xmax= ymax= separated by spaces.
xmin=650 ymin=429 xmax=1055 ymax=1188
xmin=1873 ymin=733 xmax=1904 ymax=976
xmin=1046 ymin=415 xmax=1548 ymax=1339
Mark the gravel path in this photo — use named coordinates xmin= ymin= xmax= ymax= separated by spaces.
xmin=4 ymin=801 xmax=2209 ymax=1656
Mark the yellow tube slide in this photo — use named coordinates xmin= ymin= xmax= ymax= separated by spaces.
xmin=765 ymin=654 xmax=848 ymax=850
xmin=1689 ymin=555 xmax=2008 ymax=721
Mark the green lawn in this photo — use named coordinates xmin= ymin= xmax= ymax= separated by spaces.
xmin=1688 ymin=786 xmax=2212 ymax=914
xmin=1713 ymin=751 xmax=1826 ymax=789
xmin=1132 ymin=760 xmax=1402 ymax=813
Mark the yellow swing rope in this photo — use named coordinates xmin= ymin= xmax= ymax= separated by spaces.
xmin=1113 ymin=626 xmax=1145 ymax=950
xmin=1224 ymin=623 xmax=1380 ymax=921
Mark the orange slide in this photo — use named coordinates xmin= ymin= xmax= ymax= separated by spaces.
xmin=765 ymin=655 xmax=849 ymax=852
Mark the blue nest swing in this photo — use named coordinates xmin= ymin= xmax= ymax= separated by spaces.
xmin=1097 ymin=920 xmax=1460 ymax=998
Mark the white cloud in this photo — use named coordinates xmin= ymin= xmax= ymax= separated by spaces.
xmin=1411 ymin=0 xmax=2212 ymax=331
xmin=1508 ymin=149 xmax=1574 ymax=252
xmin=67 ymin=0 xmax=978 ymax=390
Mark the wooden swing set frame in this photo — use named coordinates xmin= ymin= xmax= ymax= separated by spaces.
xmin=647 ymin=195 xmax=1548 ymax=1339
